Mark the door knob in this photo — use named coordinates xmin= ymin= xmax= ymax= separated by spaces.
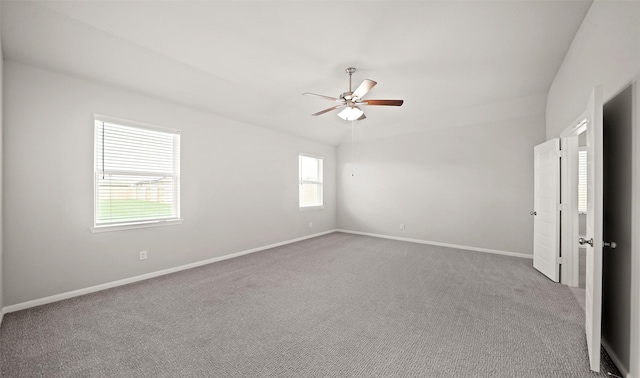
xmin=530 ymin=211 xmax=537 ymax=216
xmin=603 ymin=241 xmax=617 ymax=249
xmin=578 ymin=237 xmax=594 ymax=247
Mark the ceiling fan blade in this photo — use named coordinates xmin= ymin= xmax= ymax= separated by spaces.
xmin=351 ymin=79 xmax=377 ymax=100
xmin=312 ymin=104 xmax=344 ymax=116
xmin=303 ymin=92 xmax=341 ymax=102
xmin=360 ymin=99 xmax=404 ymax=106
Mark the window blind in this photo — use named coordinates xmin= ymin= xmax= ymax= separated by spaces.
xmin=578 ymin=149 xmax=587 ymax=213
xmin=299 ymin=155 xmax=323 ymax=208
xmin=94 ymin=118 xmax=181 ymax=227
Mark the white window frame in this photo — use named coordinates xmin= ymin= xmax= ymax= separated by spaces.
xmin=91 ymin=115 xmax=183 ymax=233
xmin=299 ymin=154 xmax=324 ymax=210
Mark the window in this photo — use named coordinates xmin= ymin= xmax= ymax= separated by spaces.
xmin=578 ymin=148 xmax=587 ymax=213
xmin=299 ymin=154 xmax=323 ymax=209
xmin=94 ymin=116 xmax=181 ymax=230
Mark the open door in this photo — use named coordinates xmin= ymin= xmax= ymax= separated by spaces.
xmin=533 ymin=138 xmax=560 ymax=282
xmin=580 ymin=86 xmax=604 ymax=372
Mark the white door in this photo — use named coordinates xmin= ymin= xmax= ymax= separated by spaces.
xmin=581 ymin=86 xmax=604 ymax=372
xmin=533 ymin=138 xmax=560 ymax=282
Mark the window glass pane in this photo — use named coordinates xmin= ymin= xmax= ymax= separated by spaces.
xmin=96 ymin=175 xmax=177 ymax=223
xmin=299 ymin=155 xmax=323 ymax=208
xmin=300 ymin=156 xmax=319 ymax=181
xmin=299 ymin=183 xmax=320 ymax=207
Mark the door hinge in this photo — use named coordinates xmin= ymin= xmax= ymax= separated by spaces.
xmin=556 ymin=203 xmax=567 ymax=211
xmin=557 ymin=150 xmax=566 ymax=158
xmin=556 ymin=257 xmax=566 ymax=264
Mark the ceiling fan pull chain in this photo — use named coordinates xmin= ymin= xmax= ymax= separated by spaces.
xmin=351 ymin=120 xmax=355 ymax=177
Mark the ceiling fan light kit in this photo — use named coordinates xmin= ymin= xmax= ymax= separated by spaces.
xmin=338 ymin=106 xmax=364 ymax=121
xmin=303 ymin=67 xmax=403 ymax=121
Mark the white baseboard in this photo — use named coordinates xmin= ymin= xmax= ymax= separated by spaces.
xmin=2 ymin=230 xmax=337 ymax=315
xmin=336 ymin=229 xmax=533 ymax=259
xmin=1 ymin=229 xmax=530 ymax=315
xmin=602 ymin=337 xmax=630 ymax=378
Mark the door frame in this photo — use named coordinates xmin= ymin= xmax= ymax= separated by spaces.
xmin=630 ymin=79 xmax=639 ymax=378
xmin=559 ymin=85 xmax=604 ymax=372
xmin=560 ymin=82 xmax=640 ymax=376
xmin=560 ymin=117 xmax=586 ymax=287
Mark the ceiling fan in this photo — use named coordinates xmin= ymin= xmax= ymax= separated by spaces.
xmin=303 ymin=67 xmax=404 ymax=121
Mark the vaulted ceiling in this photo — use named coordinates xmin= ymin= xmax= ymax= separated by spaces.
xmin=1 ymin=1 xmax=592 ymax=145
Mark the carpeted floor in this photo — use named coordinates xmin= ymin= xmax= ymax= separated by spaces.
xmin=0 ymin=232 xmax=621 ymax=377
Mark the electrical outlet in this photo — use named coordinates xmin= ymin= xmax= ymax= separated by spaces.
xmin=139 ymin=250 xmax=148 ymax=260
xmin=309 ymin=222 xmax=313 ymax=228
xmin=400 ymin=224 xmax=405 ymax=230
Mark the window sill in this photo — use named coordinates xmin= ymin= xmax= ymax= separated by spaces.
xmin=90 ymin=219 xmax=183 ymax=233
xmin=299 ymin=206 xmax=324 ymax=211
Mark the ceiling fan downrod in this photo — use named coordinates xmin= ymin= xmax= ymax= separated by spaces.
xmin=346 ymin=67 xmax=356 ymax=93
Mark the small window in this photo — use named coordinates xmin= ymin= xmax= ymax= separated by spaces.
xmin=578 ymin=149 xmax=587 ymax=213
xmin=299 ymin=155 xmax=323 ymax=209
xmin=94 ymin=116 xmax=181 ymax=229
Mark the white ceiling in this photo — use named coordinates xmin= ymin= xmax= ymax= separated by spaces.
xmin=1 ymin=1 xmax=592 ymax=145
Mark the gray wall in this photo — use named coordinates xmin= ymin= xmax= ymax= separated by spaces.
xmin=546 ymin=1 xmax=640 ymax=139
xmin=3 ymin=61 xmax=337 ymax=306
xmin=546 ymin=2 xmax=640 ymax=376
xmin=336 ymin=110 xmax=545 ymax=256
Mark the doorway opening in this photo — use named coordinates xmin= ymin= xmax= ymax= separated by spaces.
xmin=558 ymin=84 xmax=633 ymax=376
xmin=569 ymin=132 xmax=588 ymax=309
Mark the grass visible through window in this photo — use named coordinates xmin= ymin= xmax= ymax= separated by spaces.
xmin=98 ymin=199 xmax=173 ymax=222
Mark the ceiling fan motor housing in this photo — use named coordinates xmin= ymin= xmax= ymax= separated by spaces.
xmin=340 ymin=92 xmax=353 ymax=101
